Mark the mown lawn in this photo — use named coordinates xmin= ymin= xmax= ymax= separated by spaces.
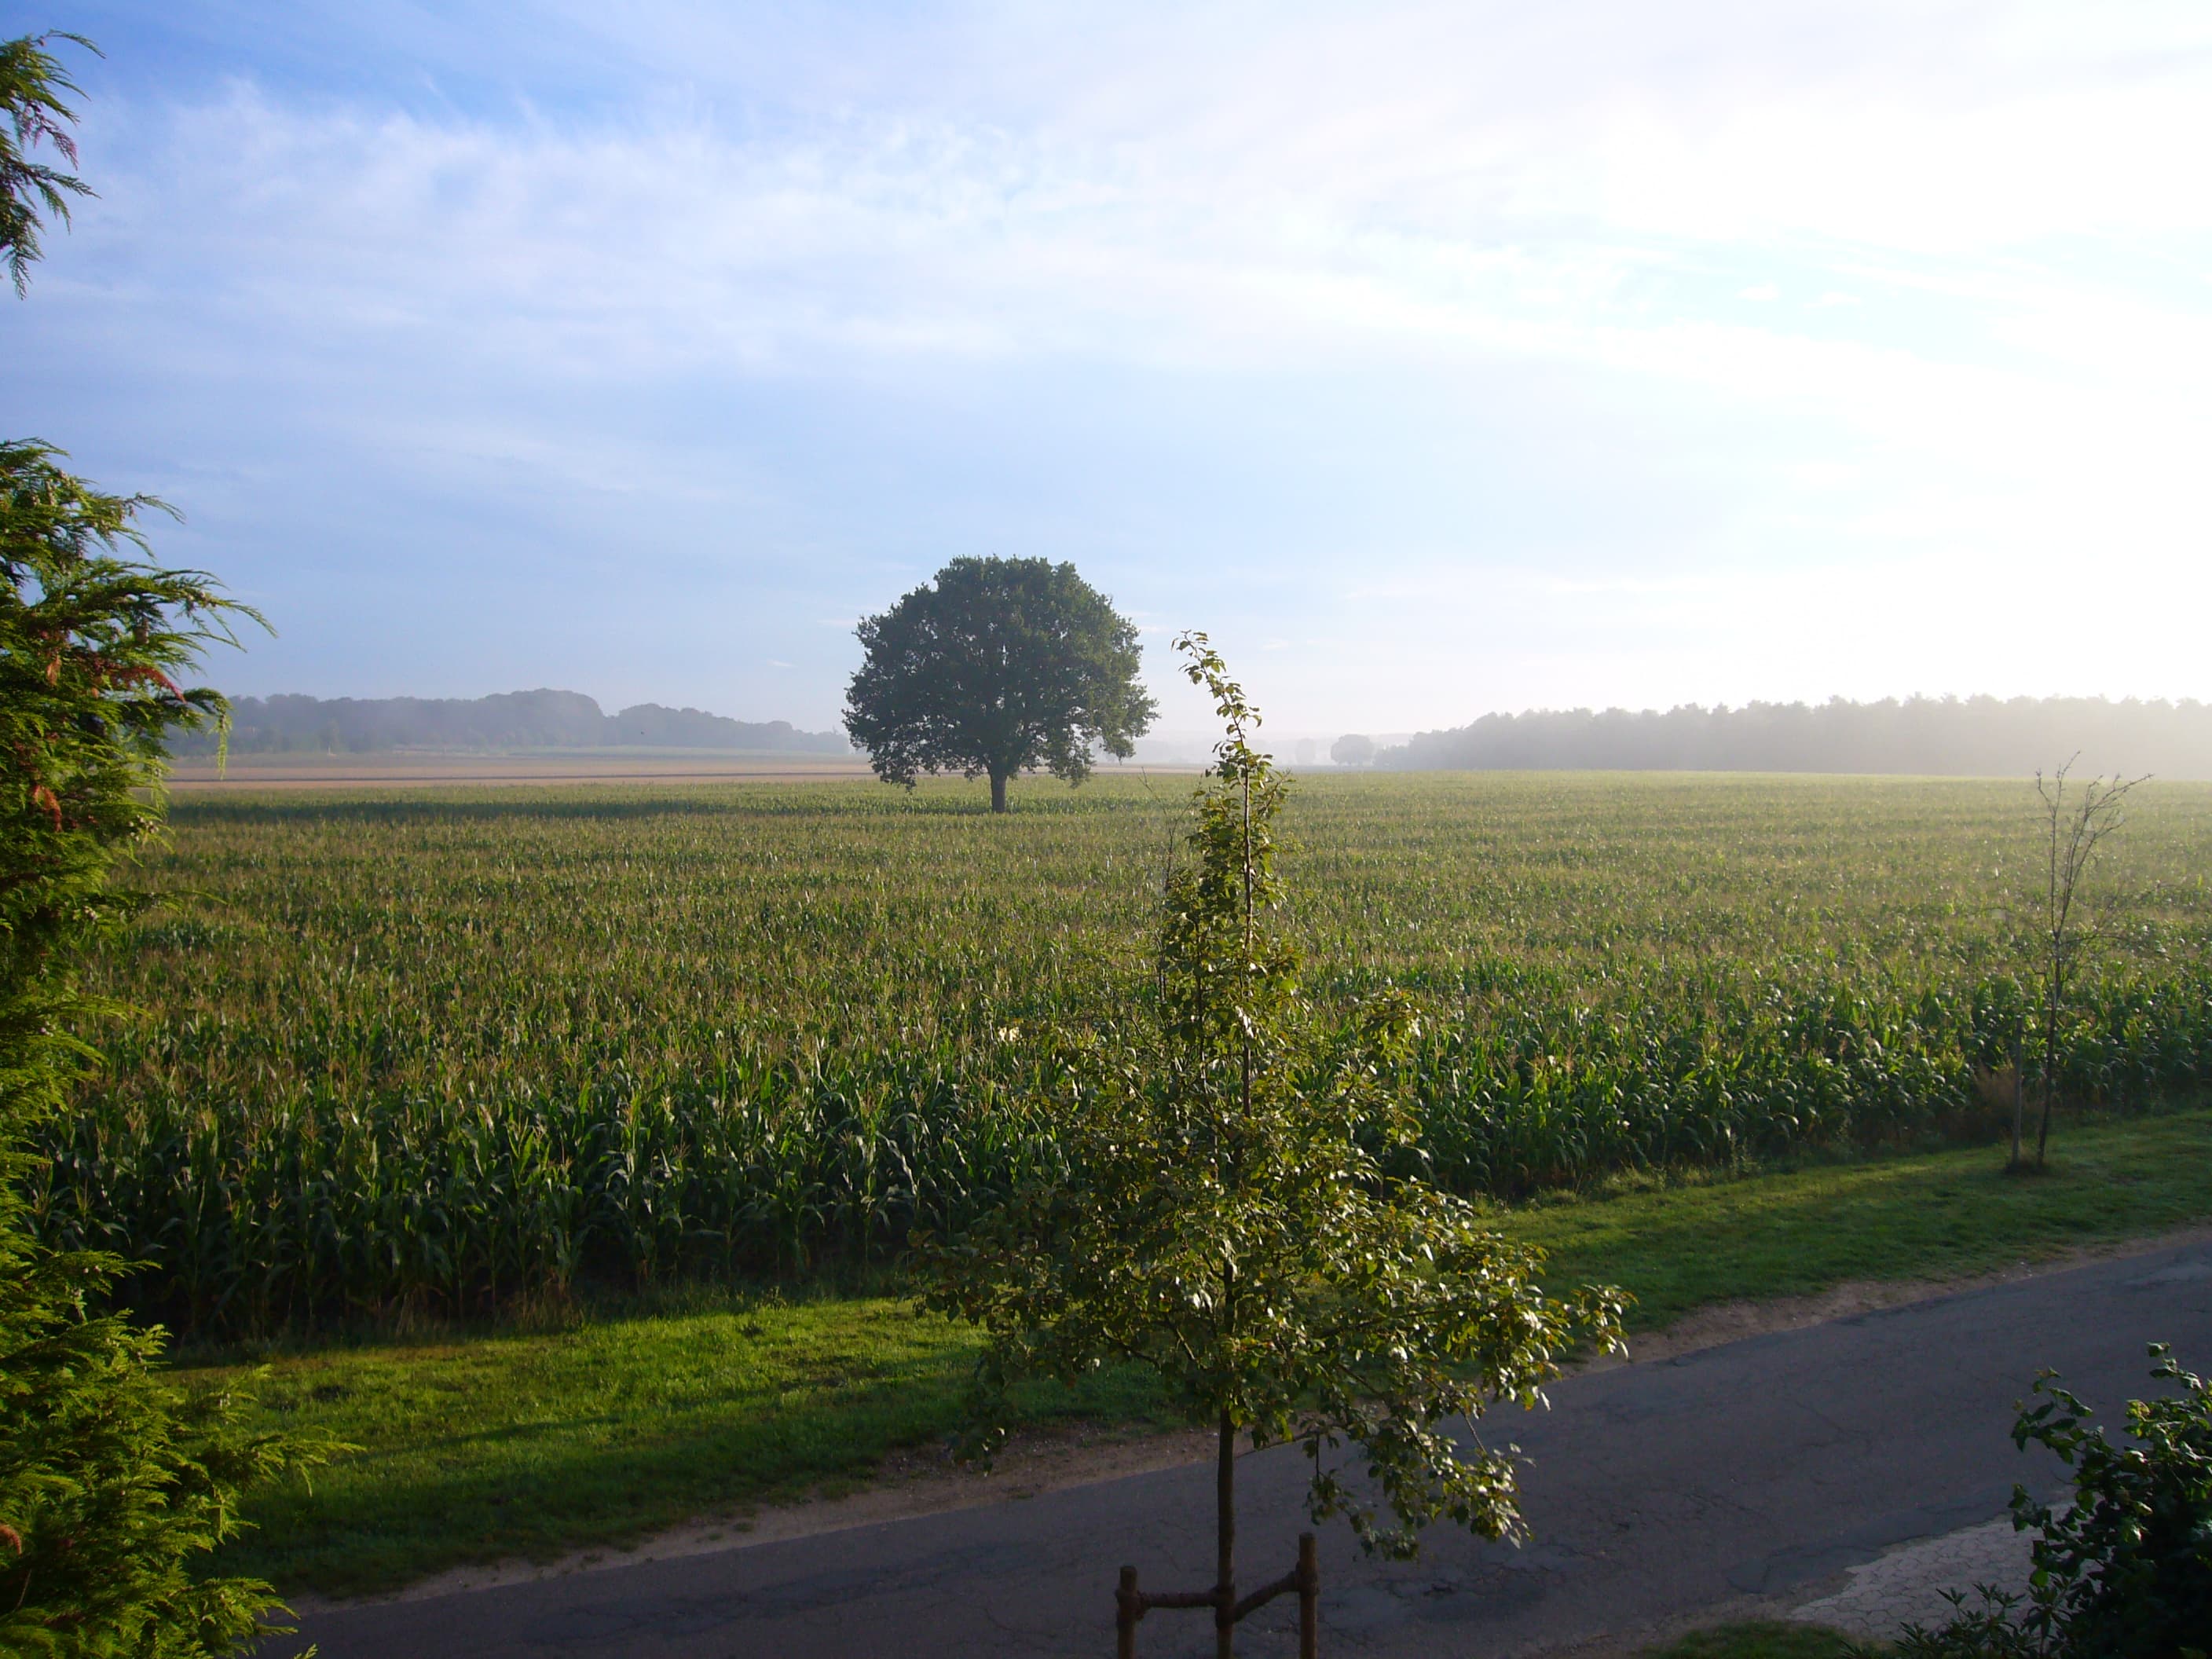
xmin=1517 ymin=1104 xmax=2212 ymax=1329
xmin=202 ymin=1295 xmax=1166 ymax=1599
xmin=197 ymin=1107 xmax=2212 ymax=1599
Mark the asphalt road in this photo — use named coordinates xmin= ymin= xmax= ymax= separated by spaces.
xmin=288 ymin=1239 xmax=2212 ymax=1657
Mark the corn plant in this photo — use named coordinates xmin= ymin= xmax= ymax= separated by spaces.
xmin=24 ymin=766 xmax=2212 ymax=1337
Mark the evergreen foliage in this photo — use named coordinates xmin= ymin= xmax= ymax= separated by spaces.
xmin=0 ymin=1207 xmax=324 ymax=1656
xmin=2 ymin=30 xmax=328 ymax=1654
xmin=0 ymin=32 xmax=93 ymax=295
xmin=0 ymin=441 xmax=322 ymax=1659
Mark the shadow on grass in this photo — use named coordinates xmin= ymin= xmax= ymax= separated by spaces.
xmin=207 ymin=1299 xmax=1168 ymax=1600
xmin=206 ymin=1108 xmax=2212 ymax=1601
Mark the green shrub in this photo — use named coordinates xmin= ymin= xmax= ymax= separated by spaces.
xmin=1894 ymin=1345 xmax=2212 ymax=1659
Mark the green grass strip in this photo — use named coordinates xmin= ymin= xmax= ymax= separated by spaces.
xmin=199 ymin=1109 xmax=2212 ymax=1600
xmin=1514 ymin=1107 xmax=2212 ymax=1329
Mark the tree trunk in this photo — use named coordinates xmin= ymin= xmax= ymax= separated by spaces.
xmin=2036 ymin=958 xmax=2061 ymax=1166
xmin=990 ymin=770 xmax=1009 ymax=813
xmin=2009 ymin=1048 xmax=2023 ymax=1168
xmin=1215 ymin=1408 xmax=1236 ymax=1659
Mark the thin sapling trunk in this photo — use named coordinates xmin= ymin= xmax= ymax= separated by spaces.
xmin=2026 ymin=760 xmax=2144 ymax=1169
xmin=1216 ymin=1407 xmax=1236 ymax=1658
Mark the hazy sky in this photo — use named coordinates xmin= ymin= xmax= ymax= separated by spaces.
xmin=7 ymin=2 xmax=2210 ymax=736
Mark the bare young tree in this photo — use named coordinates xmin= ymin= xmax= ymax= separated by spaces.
xmin=2020 ymin=757 xmax=2147 ymax=1169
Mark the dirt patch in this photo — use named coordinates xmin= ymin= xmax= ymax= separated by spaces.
xmin=293 ymin=1223 xmax=2212 ymax=1613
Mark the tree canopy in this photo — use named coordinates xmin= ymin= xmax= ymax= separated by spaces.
xmin=844 ymin=556 xmax=1155 ymax=811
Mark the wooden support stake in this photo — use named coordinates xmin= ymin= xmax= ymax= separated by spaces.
xmin=1297 ymin=1533 xmax=1318 ymax=1659
xmin=1115 ymin=1536 xmax=1320 ymax=1657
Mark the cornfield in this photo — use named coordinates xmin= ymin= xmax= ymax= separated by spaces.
xmin=25 ymin=771 xmax=2212 ymax=1335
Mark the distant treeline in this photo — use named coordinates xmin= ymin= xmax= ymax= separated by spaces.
xmin=173 ymin=689 xmax=851 ymax=755
xmin=1380 ymin=696 xmax=2212 ymax=778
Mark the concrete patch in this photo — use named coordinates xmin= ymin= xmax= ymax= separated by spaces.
xmin=1789 ymin=1516 xmax=2034 ymax=1641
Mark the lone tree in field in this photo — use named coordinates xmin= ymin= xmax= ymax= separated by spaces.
xmin=925 ymin=634 xmax=1624 ymax=1656
xmin=844 ymin=556 xmax=1155 ymax=812
xmin=2016 ymin=757 xmax=2145 ymax=1170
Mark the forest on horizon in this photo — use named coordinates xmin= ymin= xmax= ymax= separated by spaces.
xmin=174 ymin=687 xmax=2212 ymax=778
xmin=1379 ymin=693 xmax=2212 ymax=778
xmin=170 ymin=688 xmax=851 ymax=756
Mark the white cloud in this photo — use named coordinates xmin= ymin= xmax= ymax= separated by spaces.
xmin=18 ymin=0 xmax=2212 ymax=727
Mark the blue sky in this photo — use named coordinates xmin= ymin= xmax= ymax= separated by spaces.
xmin=6 ymin=2 xmax=2210 ymax=738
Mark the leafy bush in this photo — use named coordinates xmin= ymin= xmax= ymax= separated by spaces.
xmin=1893 ymin=1344 xmax=2212 ymax=1659
xmin=1893 ymin=1588 xmax=2047 ymax=1658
